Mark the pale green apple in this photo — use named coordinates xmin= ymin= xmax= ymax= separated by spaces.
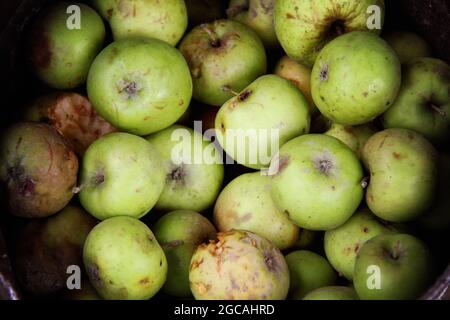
xmin=215 ymin=75 xmax=310 ymax=169
xmin=362 ymin=129 xmax=439 ymax=222
xmin=325 ymin=123 xmax=377 ymax=158
xmin=87 ymin=38 xmax=192 ymax=135
xmin=92 ymin=0 xmax=187 ymax=45
xmin=28 ymin=2 xmax=105 ymax=89
xmin=384 ymin=31 xmax=432 ymax=63
xmin=214 ymin=172 xmax=299 ymax=250
xmin=274 ymin=0 xmax=385 ymax=66
xmin=383 ymin=58 xmax=450 ymax=143
xmin=324 ymin=208 xmax=397 ymax=280
xmin=78 ymin=132 xmax=165 ymax=220
xmin=179 ymin=19 xmax=266 ymax=106
xmin=286 ymin=250 xmax=337 ymax=299
xmin=311 ymin=31 xmax=401 ymax=125
xmin=269 ymin=134 xmax=364 ymax=230
xmin=227 ymin=0 xmax=278 ymax=48
xmin=189 ymin=230 xmax=289 ymax=300
xmin=354 ymin=233 xmax=434 ymax=300
xmin=145 ymin=125 xmax=224 ymax=212
xmin=83 ymin=216 xmax=168 ymax=300
xmin=274 ymin=55 xmax=318 ymax=115
xmin=153 ymin=210 xmax=216 ymax=297
xmin=303 ymin=286 xmax=359 ymax=300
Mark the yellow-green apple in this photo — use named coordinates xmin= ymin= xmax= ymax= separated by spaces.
xmin=179 ymin=19 xmax=266 ymax=106
xmin=87 ymin=38 xmax=192 ymax=135
xmin=286 ymin=250 xmax=337 ymax=299
xmin=83 ymin=216 xmax=167 ymax=300
xmin=214 ymin=172 xmax=299 ymax=249
xmin=78 ymin=132 xmax=165 ymax=220
xmin=384 ymin=31 xmax=432 ymax=63
xmin=325 ymin=123 xmax=377 ymax=158
xmin=274 ymin=0 xmax=385 ymax=66
xmin=28 ymin=2 xmax=105 ymax=89
xmin=0 ymin=122 xmax=78 ymax=218
xmin=215 ymin=74 xmax=310 ymax=169
xmin=269 ymin=134 xmax=364 ymax=230
xmin=153 ymin=210 xmax=216 ymax=297
xmin=145 ymin=125 xmax=224 ymax=212
xmin=311 ymin=31 xmax=401 ymax=125
xmin=362 ymin=129 xmax=439 ymax=222
xmin=303 ymin=286 xmax=359 ymax=300
xmin=383 ymin=58 xmax=450 ymax=143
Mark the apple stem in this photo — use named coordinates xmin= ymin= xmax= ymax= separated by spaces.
xmin=429 ymin=103 xmax=446 ymax=117
xmin=361 ymin=177 xmax=370 ymax=189
xmin=72 ymin=184 xmax=84 ymax=194
xmin=201 ymin=24 xmax=220 ymax=47
xmin=221 ymin=85 xmax=240 ymax=96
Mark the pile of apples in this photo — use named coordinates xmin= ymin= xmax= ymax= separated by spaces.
xmin=0 ymin=0 xmax=449 ymax=300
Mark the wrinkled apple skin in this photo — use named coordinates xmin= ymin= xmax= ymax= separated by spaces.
xmin=214 ymin=172 xmax=298 ymax=249
xmin=83 ymin=216 xmax=167 ymax=300
xmin=354 ymin=234 xmax=434 ymax=300
xmin=153 ymin=210 xmax=216 ymax=297
xmin=274 ymin=0 xmax=384 ymax=66
xmin=269 ymin=134 xmax=364 ymax=230
xmin=215 ymin=75 xmax=310 ymax=169
xmin=179 ymin=19 xmax=266 ymax=106
xmin=25 ymin=92 xmax=117 ymax=155
xmin=92 ymin=0 xmax=187 ymax=45
xmin=324 ymin=208 xmax=397 ymax=280
xmin=325 ymin=123 xmax=377 ymax=159
xmin=87 ymin=38 xmax=192 ymax=135
xmin=227 ymin=0 xmax=278 ymax=48
xmin=189 ymin=230 xmax=289 ymax=300
xmin=383 ymin=58 xmax=450 ymax=143
xmin=303 ymin=286 xmax=358 ymax=300
xmin=28 ymin=2 xmax=105 ymax=89
xmin=311 ymin=32 xmax=401 ymax=126
xmin=362 ymin=129 xmax=439 ymax=222
xmin=145 ymin=125 xmax=224 ymax=212
xmin=15 ymin=205 xmax=96 ymax=296
xmin=274 ymin=55 xmax=317 ymax=115
xmin=78 ymin=133 xmax=165 ymax=220
xmin=384 ymin=31 xmax=432 ymax=63
xmin=286 ymin=250 xmax=337 ymax=299
xmin=0 ymin=122 xmax=78 ymax=218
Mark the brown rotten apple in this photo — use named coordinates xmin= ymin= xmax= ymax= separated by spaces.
xmin=0 ymin=122 xmax=78 ymax=218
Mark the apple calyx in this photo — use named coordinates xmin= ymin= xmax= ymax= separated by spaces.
xmin=91 ymin=170 xmax=105 ymax=186
xmin=117 ymin=79 xmax=141 ymax=99
xmin=313 ymin=153 xmax=334 ymax=175
xmin=328 ymin=20 xmax=346 ymax=38
xmin=7 ymin=164 xmax=35 ymax=197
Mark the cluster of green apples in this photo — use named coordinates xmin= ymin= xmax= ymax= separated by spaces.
xmin=0 ymin=0 xmax=448 ymax=301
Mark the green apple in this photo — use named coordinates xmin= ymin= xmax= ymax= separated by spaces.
xmin=214 ymin=172 xmax=299 ymax=250
xmin=179 ymin=19 xmax=266 ymax=106
xmin=0 ymin=122 xmax=78 ymax=218
xmin=189 ymin=230 xmax=289 ymax=300
xmin=362 ymin=129 xmax=439 ymax=222
xmin=354 ymin=233 xmax=434 ymax=300
xmin=311 ymin=31 xmax=401 ymax=126
xmin=227 ymin=0 xmax=278 ymax=48
xmin=286 ymin=250 xmax=337 ymax=299
xmin=92 ymin=0 xmax=187 ymax=45
xmin=24 ymin=92 xmax=117 ymax=155
xmin=153 ymin=210 xmax=216 ymax=297
xmin=274 ymin=55 xmax=317 ymax=115
xmin=78 ymin=132 xmax=165 ymax=220
xmin=28 ymin=2 xmax=105 ymax=89
xmin=215 ymin=75 xmax=310 ymax=169
xmin=325 ymin=123 xmax=377 ymax=158
xmin=303 ymin=286 xmax=359 ymax=300
xmin=269 ymin=134 xmax=364 ymax=230
xmin=384 ymin=31 xmax=432 ymax=63
xmin=145 ymin=125 xmax=224 ymax=212
xmin=274 ymin=0 xmax=385 ymax=66
xmin=185 ymin=0 xmax=225 ymax=28
xmin=324 ymin=208 xmax=397 ymax=280
xmin=83 ymin=216 xmax=167 ymax=300
xmin=383 ymin=58 xmax=450 ymax=143
xmin=15 ymin=205 xmax=96 ymax=296
xmin=87 ymin=38 xmax=192 ymax=136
